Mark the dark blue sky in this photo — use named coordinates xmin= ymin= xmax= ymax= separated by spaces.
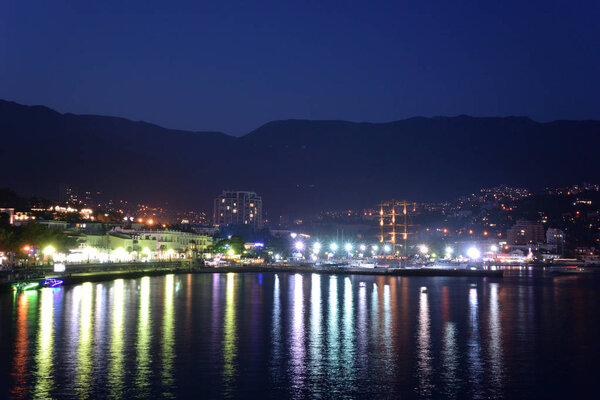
xmin=1 ymin=0 xmax=598 ymax=135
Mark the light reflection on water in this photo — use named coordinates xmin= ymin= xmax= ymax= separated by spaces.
xmin=289 ymin=274 xmax=305 ymax=393
xmin=162 ymin=274 xmax=175 ymax=398
xmin=76 ymin=282 xmax=93 ymax=399
xmin=308 ymin=273 xmax=322 ymax=389
xmin=467 ymin=286 xmax=483 ymax=398
xmin=136 ymin=277 xmax=151 ymax=397
xmin=488 ymin=283 xmax=503 ymax=397
xmin=222 ymin=273 xmax=236 ymax=397
xmin=108 ymin=279 xmax=125 ymax=398
xmin=416 ymin=289 xmax=432 ymax=397
xmin=32 ymin=288 xmax=54 ymax=400
xmin=3 ymin=272 xmax=600 ymax=399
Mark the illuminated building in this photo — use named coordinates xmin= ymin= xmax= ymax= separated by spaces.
xmin=506 ymin=220 xmax=545 ymax=245
xmin=84 ymin=229 xmax=213 ymax=253
xmin=213 ymin=190 xmax=263 ymax=230
xmin=378 ymin=200 xmax=416 ymax=255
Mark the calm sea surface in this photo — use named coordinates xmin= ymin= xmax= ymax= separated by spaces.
xmin=1 ymin=271 xmax=599 ymax=399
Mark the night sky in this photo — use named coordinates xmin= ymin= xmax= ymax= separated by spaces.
xmin=1 ymin=0 xmax=598 ymax=135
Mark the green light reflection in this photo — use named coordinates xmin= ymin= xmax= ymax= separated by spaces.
xmin=32 ymin=288 xmax=54 ymax=399
xmin=162 ymin=274 xmax=175 ymax=398
xmin=76 ymin=282 xmax=93 ymax=399
xmin=223 ymin=273 xmax=237 ymax=395
xmin=136 ymin=276 xmax=152 ymax=396
xmin=108 ymin=279 xmax=125 ymax=398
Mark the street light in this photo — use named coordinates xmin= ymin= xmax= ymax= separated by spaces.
xmin=43 ymin=245 xmax=56 ymax=256
xmin=330 ymin=243 xmax=338 ymax=252
xmin=344 ymin=243 xmax=353 ymax=252
xmin=419 ymin=245 xmax=428 ymax=254
xmin=467 ymin=247 xmax=481 ymax=260
xmin=313 ymin=242 xmax=321 ymax=253
xmin=383 ymin=244 xmax=391 ymax=253
xmin=295 ymin=241 xmax=305 ymax=251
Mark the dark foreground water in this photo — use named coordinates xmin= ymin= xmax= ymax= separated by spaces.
xmin=1 ymin=271 xmax=599 ymax=399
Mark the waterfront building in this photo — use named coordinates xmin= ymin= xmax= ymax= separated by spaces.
xmin=70 ymin=229 xmax=213 ymax=263
xmin=112 ymin=228 xmax=213 ymax=252
xmin=213 ymin=190 xmax=263 ymax=230
xmin=506 ymin=219 xmax=545 ymax=245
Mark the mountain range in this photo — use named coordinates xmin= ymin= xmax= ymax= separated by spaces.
xmin=1 ymin=99 xmax=599 ymax=218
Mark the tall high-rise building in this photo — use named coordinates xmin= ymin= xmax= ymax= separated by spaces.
xmin=506 ymin=219 xmax=545 ymax=245
xmin=213 ymin=191 xmax=263 ymax=230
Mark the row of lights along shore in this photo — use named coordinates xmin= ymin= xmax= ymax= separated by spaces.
xmin=288 ymin=238 xmax=494 ymax=261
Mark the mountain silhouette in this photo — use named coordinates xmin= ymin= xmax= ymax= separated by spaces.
xmin=1 ymin=99 xmax=599 ymax=218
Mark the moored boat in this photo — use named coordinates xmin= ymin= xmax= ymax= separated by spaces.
xmin=12 ymin=281 xmax=40 ymax=292
xmin=41 ymin=278 xmax=64 ymax=287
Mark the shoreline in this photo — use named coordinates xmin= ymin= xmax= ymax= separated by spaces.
xmin=0 ymin=263 xmax=503 ymax=292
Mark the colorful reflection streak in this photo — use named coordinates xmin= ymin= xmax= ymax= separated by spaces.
xmin=11 ymin=291 xmax=36 ymax=399
xmin=341 ymin=277 xmax=355 ymax=391
xmin=271 ymin=274 xmax=281 ymax=386
xmin=416 ymin=289 xmax=432 ymax=397
xmin=468 ymin=287 xmax=483 ymax=398
xmin=309 ymin=274 xmax=322 ymax=382
xmin=488 ymin=283 xmax=503 ymax=396
xmin=441 ymin=285 xmax=459 ymax=397
xmin=108 ymin=279 xmax=125 ymax=398
xmin=33 ymin=288 xmax=54 ymax=399
xmin=76 ymin=283 xmax=93 ymax=399
xmin=289 ymin=274 xmax=305 ymax=391
xmin=357 ymin=282 xmax=367 ymax=371
xmin=136 ymin=277 xmax=152 ymax=396
xmin=162 ymin=274 xmax=175 ymax=398
xmin=327 ymin=276 xmax=339 ymax=381
xmin=222 ymin=273 xmax=237 ymax=396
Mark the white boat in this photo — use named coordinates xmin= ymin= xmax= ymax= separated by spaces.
xmin=348 ymin=259 xmax=377 ymax=268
